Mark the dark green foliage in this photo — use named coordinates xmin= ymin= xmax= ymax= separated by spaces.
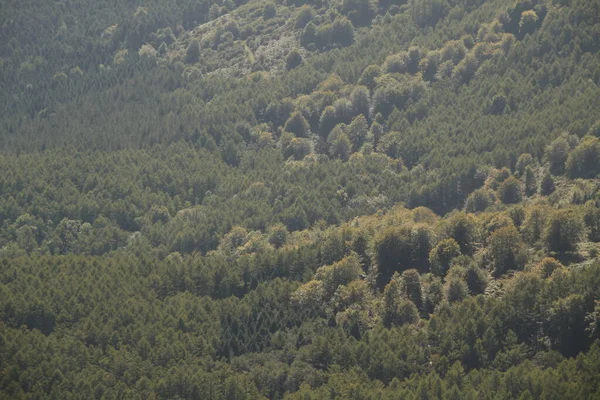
xmin=2 ymin=0 xmax=600 ymax=397
xmin=186 ymin=39 xmax=201 ymax=63
xmin=446 ymin=213 xmax=479 ymax=256
xmin=263 ymin=3 xmax=276 ymax=19
xmin=383 ymin=278 xmax=419 ymax=327
xmin=295 ymin=5 xmax=315 ymax=29
xmin=429 ymin=238 xmax=461 ymax=277
xmin=489 ymin=225 xmax=527 ymax=276
xmin=465 ymin=188 xmax=495 ymax=212
xmin=284 ymin=111 xmax=310 ymax=137
xmin=515 ymin=153 xmax=534 ymax=176
xmin=566 ymin=136 xmax=600 ymax=179
xmin=544 ymin=209 xmax=585 ymax=254
xmin=374 ymin=227 xmax=412 ymax=289
xmin=540 ymin=171 xmax=555 ymax=195
xmin=546 ymin=137 xmax=570 ymax=175
xmin=584 ymin=201 xmax=600 ymax=242
xmin=498 ymin=176 xmax=523 ymax=204
xmin=343 ymin=0 xmax=378 ymax=27
xmin=286 ymin=49 xmax=303 ymax=70
xmin=465 ymin=264 xmax=488 ymax=294
xmin=524 ymin=166 xmax=537 ymax=196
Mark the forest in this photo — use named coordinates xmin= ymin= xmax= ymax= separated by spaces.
xmin=1 ymin=0 xmax=600 ymax=398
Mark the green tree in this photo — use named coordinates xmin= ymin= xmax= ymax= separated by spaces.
xmin=584 ymin=201 xmax=600 ymax=242
xmin=525 ymin=166 xmax=537 ymax=196
xmin=545 ymin=136 xmax=570 ymax=175
xmin=284 ymin=111 xmax=310 ymax=137
xmin=301 ymin=22 xmax=317 ymax=47
xmin=565 ymin=136 xmax=600 ymax=179
xmin=342 ymin=0 xmax=377 ymax=27
xmin=540 ymin=171 xmax=555 ymax=195
xmin=544 ymin=210 xmax=584 ymax=254
xmin=383 ymin=277 xmax=419 ymax=327
xmin=515 ymin=153 xmax=534 ymax=176
xmin=295 ymin=5 xmax=315 ymax=29
xmin=498 ymin=176 xmax=523 ymax=204
xmin=286 ymin=49 xmax=303 ymax=70
xmin=358 ymin=65 xmax=382 ymax=91
xmin=445 ymin=277 xmax=468 ymax=303
xmin=374 ymin=227 xmax=412 ymax=289
xmin=489 ymin=225 xmax=527 ymax=276
xmin=429 ymin=238 xmax=461 ymax=277
xmin=185 ymin=39 xmax=200 ymax=63
xmin=446 ymin=212 xmax=479 ymax=256
xmin=319 ymin=106 xmax=338 ymax=137
xmin=401 ymin=269 xmax=423 ymax=310
xmin=465 ymin=188 xmax=495 ymax=212
xmin=263 ymin=3 xmax=276 ymax=19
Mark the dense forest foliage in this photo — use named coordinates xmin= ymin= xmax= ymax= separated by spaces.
xmin=1 ymin=0 xmax=600 ymax=398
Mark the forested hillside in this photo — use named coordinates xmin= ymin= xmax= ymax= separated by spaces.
xmin=1 ymin=0 xmax=600 ymax=398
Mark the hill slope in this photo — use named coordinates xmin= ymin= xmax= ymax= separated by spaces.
xmin=1 ymin=0 xmax=600 ymax=398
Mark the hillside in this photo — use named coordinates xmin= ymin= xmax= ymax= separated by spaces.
xmin=1 ymin=0 xmax=600 ymax=398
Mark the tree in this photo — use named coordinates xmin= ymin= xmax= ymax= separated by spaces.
xmin=544 ymin=210 xmax=584 ymax=254
xmin=342 ymin=0 xmax=377 ymax=27
xmin=284 ymin=111 xmax=310 ymax=137
xmin=383 ymin=277 xmax=419 ymax=327
xmin=347 ymin=115 xmax=369 ymax=151
xmin=545 ymin=136 xmax=570 ymax=175
xmin=286 ymin=49 xmax=303 ymax=70
xmin=522 ymin=204 xmax=549 ymax=244
xmin=525 ymin=166 xmax=537 ymax=196
xmin=465 ymin=188 xmax=495 ymax=212
xmin=446 ymin=212 xmax=479 ymax=255
xmin=565 ymin=136 xmax=600 ymax=179
xmin=429 ymin=238 xmax=461 ymax=277
xmin=410 ymin=224 xmax=435 ymax=268
xmin=374 ymin=227 xmax=413 ymax=289
xmin=540 ymin=171 xmax=555 ymax=195
xmin=533 ymin=257 xmax=564 ymax=279
xmin=319 ymin=106 xmax=338 ymax=137
xmin=465 ymin=264 xmax=488 ymax=294
xmin=584 ymin=201 xmax=600 ymax=242
xmin=350 ymin=86 xmax=370 ymax=120
xmin=301 ymin=22 xmax=317 ymax=47
xmin=295 ymin=5 xmax=315 ymax=29
xmin=588 ymin=121 xmax=600 ymax=138
xmin=515 ymin=153 xmax=534 ymax=176
xmin=263 ymin=3 xmax=276 ymax=19
xmin=423 ymin=276 xmax=443 ymax=313
xmin=331 ymin=17 xmax=355 ymax=47
xmin=329 ymin=132 xmax=352 ymax=161
xmin=185 ymin=39 xmax=200 ymax=63
xmin=411 ymin=0 xmax=449 ymax=27
xmin=489 ymin=225 xmax=527 ymax=276
xmin=445 ymin=277 xmax=468 ymax=303
xmin=519 ymin=10 xmax=539 ymax=36
xmin=268 ymin=223 xmax=288 ymax=248
xmin=497 ymin=176 xmax=522 ymax=204
xmin=315 ymin=253 xmax=363 ymax=297
xmin=358 ymin=65 xmax=382 ymax=91
xmin=284 ymin=138 xmax=312 ymax=160
xmin=401 ymin=269 xmax=423 ymax=310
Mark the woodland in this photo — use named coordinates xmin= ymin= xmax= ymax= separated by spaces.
xmin=1 ymin=0 xmax=600 ymax=398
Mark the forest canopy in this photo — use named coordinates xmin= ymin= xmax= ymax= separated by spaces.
xmin=1 ymin=0 xmax=600 ymax=398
